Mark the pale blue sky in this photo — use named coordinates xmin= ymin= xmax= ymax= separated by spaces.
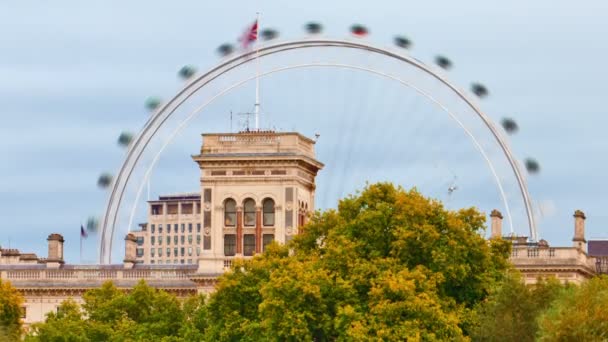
xmin=1 ymin=1 xmax=607 ymax=262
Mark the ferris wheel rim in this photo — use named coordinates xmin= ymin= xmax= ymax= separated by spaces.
xmin=99 ymin=38 xmax=536 ymax=263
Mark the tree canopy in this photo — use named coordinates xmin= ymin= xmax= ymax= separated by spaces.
xmin=0 ymin=279 xmax=24 ymax=340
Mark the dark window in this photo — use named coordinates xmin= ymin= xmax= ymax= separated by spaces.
xmin=244 ymin=199 xmax=256 ymax=227
xmin=181 ymin=224 xmax=185 ymax=233
xmin=166 ymin=248 xmax=170 ymax=256
xmin=180 ymin=247 xmax=185 ymax=256
xmin=181 ymin=236 xmax=185 ymax=244
xmin=188 ymin=235 xmax=192 ymax=243
xmin=151 ymin=236 xmax=155 ymax=245
xmin=244 ymin=234 xmax=255 ymax=256
xmin=151 ymin=205 xmax=162 ymax=215
xmin=136 ymin=237 xmax=144 ymax=246
xmin=204 ymin=236 xmax=211 ymax=250
xmin=196 ymin=247 xmax=201 ymax=256
xmin=188 ymin=247 xmax=192 ymax=256
xmin=151 ymin=224 xmax=155 ymax=234
xmin=197 ymin=223 xmax=201 ymax=233
xmin=174 ymin=236 xmax=178 ymax=245
xmin=224 ymin=234 xmax=236 ymax=256
xmin=188 ymin=223 xmax=192 ymax=233
xmin=174 ymin=248 xmax=178 ymax=257
xmin=158 ymin=224 xmax=163 ymax=234
xmin=166 ymin=236 xmax=171 ymax=245
xmin=180 ymin=259 xmax=185 ymax=264
xmin=197 ymin=235 xmax=201 ymax=244
xmin=174 ymin=224 xmax=178 ymax=233
xmin=224 ymin=199 xmax=237 ymax=226
xmin=136 ymin=248 xmax=144 ymax=257
xmin=263 ymin=198 xmax=275 ymax=226
xmin=150 ymin=249 xmax=155 ymax=257
xmin=263 ymin=234 xmax=275 ymax=251
xmin=159 ymin=237 xmax=162 ymax=245
xmin=158 ymin=248 xmax=162 ymax=256
xmin=151 ymin=260 xmax=155 ymax=264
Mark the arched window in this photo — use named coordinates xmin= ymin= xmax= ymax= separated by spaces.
xmin=263 ymin=198 xmax=275 ymax=226
xmin=224 ymin=199 xmax=236 ymax=226
xmin=243 ymin=198 xmax=256 ymax=226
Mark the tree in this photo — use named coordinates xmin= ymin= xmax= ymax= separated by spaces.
xmin=205 ymin=182 xmax=512 ymax=340
xmin=470 ymin=272 xmax=566 ymax=342
xmin=538 ymin=275 xmax=608 ymax=341
xmin=0 ymin=279 xmax=24 ymax=340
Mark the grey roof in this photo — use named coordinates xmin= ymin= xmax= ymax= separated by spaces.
xmin=588 ymin=240 xmax=608 ymax=256
xmin=198 ymin=152 xmax=299 ymax=158
xmin=9 ymin=279 xmax=198 ymax=289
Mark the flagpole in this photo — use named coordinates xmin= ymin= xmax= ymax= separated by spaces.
xmin=80 ymin=224 xmax=83 ymax=264
xmin=254 ymin=12 xmax=261 ymax=130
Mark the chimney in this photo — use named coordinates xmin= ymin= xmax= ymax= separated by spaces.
xmin=46 ymin=233 xmax=64 ymax=268
xmin=490 ymin=209 xmax=503 ymax=239
xmin=573 ymin=210 xmax=587 ymax=251
xmin=124 ymin=233 xmax=137 ymax=269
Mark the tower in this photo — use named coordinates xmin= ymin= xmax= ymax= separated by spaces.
xmin=193 ymin=131 xmax=323 ymax=273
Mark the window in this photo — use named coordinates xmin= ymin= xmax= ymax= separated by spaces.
xmin=151 ymin=204 xmax=162 ymax=215
xmin=151 ymin=224 xmax=155 ymax=234
xmin=263 ymin=198 xmax=275 ymax=226
xmin=159 ymin=237 xmax=162 ymax=245
xmin=158 ymin=224 xmax=163 ymax=234
xmin=151 ymin=260 xmax=155 ymax=264
xmin=150 ymin=249 xmax=155 ymax=257
xmin=224 ymin=199 xmax=237 ymax=226
xmin=181 ymin=247 xmax=185 ymax=256
xmin=197 ymin=223 xmax=201 ymax=233
xmin=197 ymin=235 xmax=201 ymax=244
xmin=244 ymin=234 xmax=255 ymax=256
xmin=196 ymin=246 xmax=201 ymax=256
xmin=188 ymin=247 xmax=192 ymax=256
xmin=136 ymin=237 xmax=144 ymax=246
xmin=188 ymin=235 xmax=192 ymax=243
xmin=174 ymin=224 xmax=178 ymax=233
xmin=174 ymin=236 xmax=178 ymax=244
xmin=180 ymin=236 xmax=185 ymax=244
xmin=263 ymin=234 xmax=274 ymax=251
xmin=188 ymin=259 xmax=192 ymax=264
xmin=181 ymin=224 xmax=185 ymax=233
xmin=136 ymin=248 xmax=144 ymax=257
xmin=180 ymin=259 xmax=185 ymax=264
xmin=188 ymin=223 xmax=193 ymax=233
xmin=151 ymin=236 xmax=155 ymax=245
xmin=224 ymin=234 xmax=236 ymax=256
xmin=166 ymin=248 xmax=170 ymax=256
xmin=174 ymin=248 xmax=178 ymax=256
xmin=158 ymin=248 xmax=162 ymax=256
xmin=166 ymin=236 xmax=171 ymax=245
xmin=244 ymin=199 xmax=256 ymax=227
xmin=527 ymin=249 xmax=539 ymax=258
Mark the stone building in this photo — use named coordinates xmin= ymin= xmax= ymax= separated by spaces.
xmin=0 ymin=130 xmax=603 ymax=325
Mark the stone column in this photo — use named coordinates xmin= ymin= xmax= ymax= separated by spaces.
xmin=573 ymin=210 xmax=587 ymax=251
xmin=490 ymin=209 xmax=503 ymax=239
xmin=236 ymin=207 xmax=243 ymax=255
xmin=255 ymin=207 xmax=262 ymax=253
xmin=124 ymin=233 xmax=137 ymax=269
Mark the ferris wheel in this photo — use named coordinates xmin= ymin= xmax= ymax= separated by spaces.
xmin=91 ymin=21 xmax=541 ymax=264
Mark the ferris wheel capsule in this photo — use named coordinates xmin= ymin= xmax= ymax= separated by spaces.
xmin=217 ymin=43 xmax=235 ymax=57
xmin=117 ymin=132 xmax=134 ymax=147
xmin=524 ymin=158 xmax=540 ymax=174
xmin=501 ymin=118 xmax=519 ymax=134
xmin=471 ymin=83 xmax=489 ymax=98
xmin=305 ymin=22 xmax=323 ymax=34
xmin=435 ymin=55 xmax=452 ymax=70
xmin=86 ymin=216 xmax=99 ymax=233
xmin=97 ymin=173 xmax=113 ymax=189
xmin=145 ymin=97 xmax=161 ymax=111
xmin=350 ymin=24 xmax=369 ymax=37
xmin=261 ymin=28 xmax=279 ymax=41
xmin=394 ymin=36 xmax=412 ymax=49
xmin=178 ymin=65 xmax=196 ymax=80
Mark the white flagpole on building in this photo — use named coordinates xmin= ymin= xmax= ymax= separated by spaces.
xmin=254 ymin=12 xmax=261 ymax=130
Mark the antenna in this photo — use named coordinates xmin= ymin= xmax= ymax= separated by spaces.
xmin=237 ymin=111 xmax=255 ymax=131
xmin=230 ymin=110 xmax=233 ymax=133
xmin=254 ymin=12 xmax=261 ymax=130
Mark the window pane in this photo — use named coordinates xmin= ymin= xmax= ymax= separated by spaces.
xmin=244 ymin=212 xmax=256 ymax=226
xmin=188 ymin=223 xmax=192 ymax=233
xmin=197 ymin=223 xmax=201 ymax=233
xmin=224 ymin=199 xmax=237 ymax=226
xmin=244 ymin=199 xmax=256 ymax=226
xmin=244 ymin=234 xmax=255 ymax=256
xmin=158 ymin=224 xmax=163 ymax=233
xmin=263 ymin=234 xmax=274 ymax=251
xmin=224 ymin=234 xmax=236 ymax=256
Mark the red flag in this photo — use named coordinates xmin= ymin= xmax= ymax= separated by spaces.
xmin=240 ymin=20 xmax=258 ymax=48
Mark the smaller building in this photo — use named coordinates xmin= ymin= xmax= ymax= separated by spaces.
xmin=588 ymin=239 xmax=608 ymax=275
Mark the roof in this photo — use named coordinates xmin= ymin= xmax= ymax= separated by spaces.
xmin=588 ymin=240 xmax=608 ymax=256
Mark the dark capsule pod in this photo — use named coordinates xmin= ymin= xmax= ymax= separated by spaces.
xmin=86 ymin=216 xmax=99 ymax=233
xmin=350 ymin=24 xmax=368 ymax=36
xmin=97 ymin=173 xmax=113 ymax=189
xmin=525 ymin=158 xmax=540 ymax=174
xmin=394 ymin=36 xmax=412 ymax=49
xmin=217 ymin=43 xmax=235 ymax=57
xmin=178 ymin=65 xmax=196 ymax=79
xmin=501 ymin=118 xmax=519 ymax=134
xmin=145 ymin=97 xmax=161 ymax=111
xmin=471 ymin=83 xmax=489 ymax=98
xmin=117 ymin=132 xmax=133 ymax=147
xmin=435 ymin=55 xmax=452 ymax=70
xmin=260 ymin=28 xmax=278 ymax=41
xmin=305 ymin=22 xmax=323 ymax=34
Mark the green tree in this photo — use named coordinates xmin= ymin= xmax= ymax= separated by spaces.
xmin=538 ymin=275 xmax=608 ymax=341
xmin=471 ymin=272 xmax=566 ymax=342
xmin=205 ymin=182 xmax=512 ymax=341
xmin=0 ymin=279 xmax=24 ymax=340
xmin=26 ymin=299 xmax=91 ymax=342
